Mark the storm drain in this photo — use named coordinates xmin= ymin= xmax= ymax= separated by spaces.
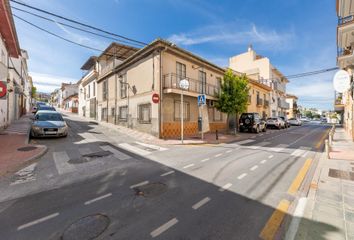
xmin=133 ymin=182 xmax=167 ymax=198
xmin=61 ymin=214 xmax=110 ymax=240
xmin=328 ymin=168 xmax=354 ymax=181
xmin=17 ymin=146 xmax=38 ymax=152
xmin=68 ymin=151 xmax=113 ymax=164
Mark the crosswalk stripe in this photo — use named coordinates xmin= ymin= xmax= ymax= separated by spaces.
xmin=291 ymin=149 xmax=306 ymax=157
xmin=237 ymin=139 xmax=255 ymax=145
xmin=118 ymin=143 xmax=151 ymax=156
xmin=135 ymin=142 xmax=167 ymax=151
xmin=100 ymin=145 xmax=131 ymax=160
xmin=53 ymin=151 xmax=76 ymax=175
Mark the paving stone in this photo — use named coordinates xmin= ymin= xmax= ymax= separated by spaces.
xmin=313 ymin=210 xmax=346 ymax=230
xmin=318 ymin=181 xmax=342 ymax=193
xmin=345 ymin=210 xmax=354 ymax=223
xmin=347 ymin=222 xmax=354 ymax=236
xmin=313 ymin=201 xmax=343 ymax=218
xmin=316 ymin=189 xmax=343 ymax=205
xmin=295 ymin=217 xmax=345 ymax=240
xmin=343 ymin=184 xmax=354 ymax=198
xmin=344 ymin=196 xmax=354 ymax=211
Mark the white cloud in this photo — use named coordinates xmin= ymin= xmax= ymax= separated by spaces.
xmin=30 ymin=72 xmax=77 ymax=93
xmin=168 ymin=23 xmax=295 ymax=49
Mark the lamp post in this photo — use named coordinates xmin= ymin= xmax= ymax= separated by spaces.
xmin=179 ymin=79 xmax=190 ymax=144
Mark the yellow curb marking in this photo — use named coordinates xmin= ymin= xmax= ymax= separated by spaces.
xmin=315 ymin=128 xmax=331 ymax=149
xmin=259 ymin=199 xmax=290 ymax=240
xmin=287 ymin=158 xmax=312 ymax=195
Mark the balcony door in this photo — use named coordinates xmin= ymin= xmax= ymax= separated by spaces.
xmin=199 ymin=70 xmax=206 ymax=94
xmin=176 ymin=62 xmax=186 ymax=81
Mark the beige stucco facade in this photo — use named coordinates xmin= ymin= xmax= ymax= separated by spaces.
xmin=286 ymin=94 xmax=299 ymax=119
xmin=247 ymin=79 xmax=272 ymax=118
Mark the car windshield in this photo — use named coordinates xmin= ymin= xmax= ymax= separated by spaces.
xmin=39 ymin=106 xmax=55 ymax=111
xmin=36 ymin=113 xmax=63 ymax=121
xmin=241 ymin=114 xmax=253 ymax=119
xmin=289 ymin=118 xmax=296 ymax=120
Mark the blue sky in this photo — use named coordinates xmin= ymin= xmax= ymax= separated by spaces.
xmin=12 ymin=0 xmax=337 ymax=110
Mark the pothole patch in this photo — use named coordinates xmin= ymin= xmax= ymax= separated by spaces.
xmin=17 ymin=146 xmax=38 ymax=152
xmin=62 ymin=214 xmax=110 ymax=240
xmin=68 ymin=151 xmax=113 ymax=164
xmin=133 ymin=182 xmax=167 ymax=198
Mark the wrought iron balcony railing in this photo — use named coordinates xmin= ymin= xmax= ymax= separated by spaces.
xmin=264 ymin=99 xmax=269 ymax=107
xmin=338 ymin=15 xmax=354 ymax=26
xmin=256 ymin=98 xmax=263 ymax=106
xmin=163 ymin=73 xmax=220 ymax=96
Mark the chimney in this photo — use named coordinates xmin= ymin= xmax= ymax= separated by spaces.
xmin=248 ymin=44 xmax=253 ymax=52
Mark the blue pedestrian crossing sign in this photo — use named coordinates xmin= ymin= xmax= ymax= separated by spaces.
xmin=198 ymin=94 xmax=206 ymax=106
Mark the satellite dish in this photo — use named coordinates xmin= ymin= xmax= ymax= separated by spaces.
xmin=333 ymin=70 xmax=351 ymax=93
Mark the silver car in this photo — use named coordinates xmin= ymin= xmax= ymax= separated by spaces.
xmin=31 ymin=110 xmax=68 ymax=137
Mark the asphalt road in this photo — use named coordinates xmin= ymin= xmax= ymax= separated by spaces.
xmin=0 ymin=116 xmax=330 ymax=240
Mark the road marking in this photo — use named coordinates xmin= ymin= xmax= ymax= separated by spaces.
xmin=315 ymin=128 xmax=331 ymax=149
xmin=251 ymin=136 xmax=256 ymax=138
xmin=100 ymin=145 xmax=131 ymax=160
xmin=130 ymin=180 xmax=149 ymax=189
xmin=118 ymin=143 xmax=151 ymax=156
xmin=250 ymin=165 xmax=258 ymax=171
xmin=183 ymin=164 xmax=194 ymax=169
xmin=84 ymin=193 xmax=112 ymax=205
xmin=10 ymin=163 xmax=37 ymax=185
xmin=285 ymin=197 xmax=308 ymax=240
xmin=215 ymin=153 xmax=223 ymax=157
xmin=288 ymin=158 xmax=312 ymax=195
xmin=192 ymin=197 xmax=211 ymax=210
xmin=259 ymin=134 xmax=263 ymax=136
xmin=290 ymin=149 xmax=306 ymax=157
xmin=259 ymin=199 xmax=290 ymax=240
xmin=237 ymin=173 xmax=247 ymax=180
xmin=201 ymin=158 xmax=210 ymax=162
xmin=237 ymin=139 xmax=255 ymax=145
xmin=160 ymin=170 xmax=175 ymax=177
xmin=17 ymin=213 xmax=59 ymax=230
xmin=268 ymin=155 xmax=274 ymax=159
xmin=271 ymin=144 xmax=289 ymax=152
xmin=219 ymin=183 xmax=232 ymax=192
xmin=226 ymin=150 xmax=232 ymax=153
xmin=150 ymin=218 xmax=178 ymax=238
xmin=135 ymin=141 xmax=168 ymax=151
xmin=53 ymin=151 xmax=76 ymax=175
xmin=260 ymin=160 xmax=267 ymax=164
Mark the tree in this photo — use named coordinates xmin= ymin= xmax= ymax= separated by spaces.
xmin=305 ymin=110 xmax=313 ymax=119
xmin=215 ymin=69 xmax=250 ymax=131
xmin=31 ymin=86 xmax=37 ymax=98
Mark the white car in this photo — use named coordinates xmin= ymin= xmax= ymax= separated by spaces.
xmin=266 ymin=117 xmax=285 ymax=129
xmin=289 ymin=118 xmax=302 ymax=126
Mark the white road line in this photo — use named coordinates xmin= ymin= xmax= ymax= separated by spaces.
xmin=84 ymin=193 xmax=112 ymax=205
xmin=268 ymin=155 xmax=274 ymax=159
xmin=201 ymin=158 xmax=210 ymax=162
xmin=17 ymin=213 xmax=59 ymax=230
xmin=215 ymin=153 xmax=223 ymax=157
xmin=150 ymin=218 xmax=178 ymax=238
xmin=219 ymin=183 xmax=232 ymax=192
xmin=260 ymin=160 xmax=267 ymax=164
xmin=100 ymin=145 xmax=131 ymax=160
xmin=226 ymin=150 xmax=232 ymax=153
xmin=250 ymin=165 xmax=258 ymax=171
xmin=183 ymin=164 xmax=194 ymax=169
xmin=285 ymin=197 xmax=308 ymax=240
xmin=291 ymin=149 xmax=306 ymax=157
xmin=259 ymin=134 xmax=263 ymax=136
xmin=130 ymin=181 xmax=149 ymax=189
xmin=53 ymin=151 xmax=76 ymax=175
xmin=192 ymin=197 xmax=211 ymax=210
xmin=118 ymin=143 xmax=151 ymax=156
xmin=160 ymin=170 xmax=175 ymax=177
xmin=135 ymin=142 xmax=168 ymax=151
xmin=10 ymin=163 xmax=37 ymax=185
xmin=237 ymin=173 xmax=247 ymax=180
xmin=237 ymin=139 xmax=255 ymax=145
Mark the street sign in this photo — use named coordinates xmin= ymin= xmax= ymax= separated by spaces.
xmin=179 ymin=79 xmax=189 ymax=90
xmin=152 ymin=93 xmax=159 ymax=104
xmin=198 ymin=94 xmax=206 ymax=105
xmin=333 ymin=70 xmax=351 ymax=93
xmin=0 ymin=81 xmax=7 ymax=99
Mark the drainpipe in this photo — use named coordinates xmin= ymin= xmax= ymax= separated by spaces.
xmin=159 ymin=47 xmax=167 ymax=139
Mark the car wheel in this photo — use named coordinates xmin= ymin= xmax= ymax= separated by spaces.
xmin=262 ymin=126 xmax=266 ymax=132
xmin=255 ymin=126 xmax=260 ymax=134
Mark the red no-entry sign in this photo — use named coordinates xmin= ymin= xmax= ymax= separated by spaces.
xmin=0 ymin=81 xmax=7 ymax=99
xmin=152 ymin=93 xmax=160 ymax=104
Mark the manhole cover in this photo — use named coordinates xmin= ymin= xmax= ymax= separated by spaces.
xmin=68 ymin=151 xmax=113 ymax=164
xmin=62 ymin=214 xmax=109 ymax=240
xmin=17 ymin=146 xmax=38 ymax=152
xmin=133 ymin=182 xmax=167 ymax=198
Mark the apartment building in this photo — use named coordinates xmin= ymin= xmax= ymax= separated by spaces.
xmin=286 ymin=94 xmax=299 ymax=118
xmin=246 ymin=77 xmax=272 ymax=118
xmin=96 ymin=39 xmax=226 ymax=138
xmin=61 ymin=83 xmax=78 ymax=112
xmin=336 ymin=0 xmax=354 ymax=139
xmin=78 ymin=56 xmax=98 ymax=119
xmin=229 ymin=45 xmax=289 ymax=118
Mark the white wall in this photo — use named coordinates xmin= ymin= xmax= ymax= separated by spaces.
xmin=0 ymin=37 xmax=8 ymax=129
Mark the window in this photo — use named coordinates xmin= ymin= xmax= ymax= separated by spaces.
xmin=174 ymin=100 xmax=190 ymax=121
xmin=119 ymin=106 xmax=128 ymax=121
xmin=111 ymin=107 xmax=115 ymax=117
xmin=214 ymin=108 xmax=222 ymax=121
xmin=87 ymin=85 xmax=90 ymax=98
xmin=120 ymin=74 xmax=127 ymax=99
xmin=101 ymin=108 xmax=107 ymax=120
xmin=199 ymin=70 xmax=206 ymax=94
xmin=216 ymin=77 xmax=221 ymax=95
xmin=138 ymin=103 xmax=151 ymax=124
xmin=93 ymin=82 xmax=96 ymax=96
xmin=84 ymin=88 xmax=86 ymax=100
xmin=176 ymin=62 xmax=186 ymax=80
xmin=102 ymin=80 xmax=108 ymax=101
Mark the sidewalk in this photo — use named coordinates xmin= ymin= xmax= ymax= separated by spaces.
xmin=59 ymin=109 xmax=244 ymax=145
xmin=293 ymin=127 xmax=354 ymax=240
xmin=0 ymin=114 xmax=47 ymax=177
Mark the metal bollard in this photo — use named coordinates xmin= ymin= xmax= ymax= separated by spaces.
xmin=216 ymin=130 xmax=219 ymax=140
xmin=329 ymin=134 xmax=332 ymax=145
xmin=325 ymin=139 xmax=330 ymax=159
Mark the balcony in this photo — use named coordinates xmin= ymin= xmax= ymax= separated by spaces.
xmin=264 ymin=99 xmax=269 ymax=108
xmin=256 ymin=98 xmax=263 ymax=106
xmin=163 ymin=73 xmax=220 ymax=98
xmin=339 ymin=15 xmax=354 ymax=26
xmin=100 ymin=59 xmax=123 ymax=76
xmin=337 ymin=47 xmax=354 ymax=68
xmin=338 ymin=16 xmax=354 ymax=49
xmin=278 ymin=99 xmax=289 ymax=109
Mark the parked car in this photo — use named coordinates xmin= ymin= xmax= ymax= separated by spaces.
xmin=31 ymin=105 xmax=37 ymax=114
xmin=31 ymin=110 xmax=68 ymax=138
xmin=239 ymin=112 xmax=267 ymax=133
xmin=37 ymin=105 xmax=56 ymax=111
xmin=279 ymin=116 xmax=290 ymax=128
xmin=300 ymin=117 xmax=310 ymax=123
xmin=289 ymin=118 xmax=302 ymax=126
xmin=266 ymin=117 xmax=284 ymax=129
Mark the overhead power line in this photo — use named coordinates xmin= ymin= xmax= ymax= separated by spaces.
xmin=11 ymin=6 xmax=143 ymax=48
xmin=9 ymin=0 xmax=147 ymax=46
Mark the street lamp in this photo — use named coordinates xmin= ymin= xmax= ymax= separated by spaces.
xmin=179 ymin=79 xmax=190 ymax=144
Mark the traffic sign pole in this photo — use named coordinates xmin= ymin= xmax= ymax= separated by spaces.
xmin=181 ymin=89 xmax=184 ymax=144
